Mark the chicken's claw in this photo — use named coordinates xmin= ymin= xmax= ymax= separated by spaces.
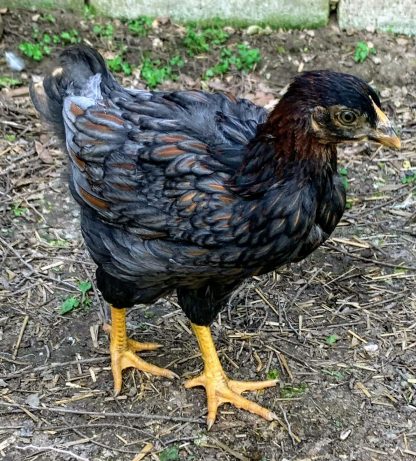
xmin=105 ymin=308 xmax=178 ymax=395
xmin=185 ymin=370 xmax=278 ymax=429
xmin=187 ymin=323 xmax=278 ymax=428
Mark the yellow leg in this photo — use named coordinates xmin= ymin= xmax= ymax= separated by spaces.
xmin=105 ymin=306 xmax=177 ymax=394
xmin=185 ymin=324 xmax=278 ymax=429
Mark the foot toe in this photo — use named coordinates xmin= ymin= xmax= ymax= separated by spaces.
xmin=229 ymin=379 xmax=278 ymax=394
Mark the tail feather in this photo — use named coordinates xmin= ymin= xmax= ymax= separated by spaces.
xmin=30 ymin=44 xmax=116 ymax=142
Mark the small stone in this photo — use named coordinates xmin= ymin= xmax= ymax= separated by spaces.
xmin=20 ymin=423 xmax=34 ymax=438
xmin=224 ymin=26 xmax=235 ymax=34
xmin=5 ymin=51 xmax=25 ymax=72
xmin=157 ymin=16 xmax=170 ymax=25
xmin=363 ymin=343 xmax=379 ymax=354
xmin=25 ymin=393 xmax=40 ymax=408
xmin=340 ymin=429 xmax=352 ymax=440
xmin=246 ymin=25 xmax=262 ymax=35
xmin=261 ymin=26 xmax=273 ymax=35
xmin=396 ymin=38 xmax=408 ymax=46
xmin=152 ymin=37 xmax=163 ymax=49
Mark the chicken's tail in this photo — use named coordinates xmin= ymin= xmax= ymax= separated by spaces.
xmin=30 ymin=44 xmax=117 ymax=142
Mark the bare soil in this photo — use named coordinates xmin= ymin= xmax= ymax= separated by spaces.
xmin=0 ymin=8 xmax=415 ymax=461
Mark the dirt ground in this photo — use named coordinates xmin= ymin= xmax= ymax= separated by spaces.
xmin=0 ymin=7 xmax=415 ymax=461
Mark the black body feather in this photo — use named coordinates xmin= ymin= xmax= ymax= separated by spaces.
xmin=30 ymin=45 xmax=352 ymax=325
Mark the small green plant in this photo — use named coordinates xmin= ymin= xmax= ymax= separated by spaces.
xmin=280 ymin=383 xmax=307 ymax=398
xmin=322 ymin=369 xmax=345 ymax=382
xmin=183 ymin=24 xmax=229 ymax=56
xmin=84 ymin=4 xmax=96 ymax=19
xmin=326 ymin=334 xmax=339 ymax=346
xmin=40 ymin=13 xmax=56 ymax=23
xmin=5 ymin=133 xmax=16 ymax=142
xmin=60 ymin=280 xmax=92 ymax=314
xmin=59 ymin=29 xmax=80 ymax=44
xmin=60 ymin=296 xmax=80 ymax=314
xmin=183 ymin=28 xmax=210 ymax=56
xmin=11 ymin=203 xmax=28 ymax=217
xmin=128 ymin=16 xmax=153 ymax=36
xmin=205 ymin=44 xmax=261 ymax=79
xmin=47 ymin=238 xmax=69 ymax=248
xmin=93 ymin=23 xmax=114 ymax=38
xmin=266 ymin=369 xmax=280 ymax=380
xmin=401 ymin=171 xmax=416 ymax=185
xmin=141 ymin=58 xmax=172 ymax=88
xmin=205 ymin=48 xmax=232 ymax=78
xmin=19 ymin=29 xmax=78 ymax=62
xmin=354 ymin=41 xmax=376 ymax=63
xmin=169 ymin=55 xmax=185 ymax=68
xmin=19 ymin=42 xmax=47 ymax=61
xmin=140 ymin=56 xmax=184 ymax=88
xmin=0 ymin=77 xmax=21 ymax=88
xmin=339 ymin=166 xmax=349 ymax=190
xmin=234 ymin=44 xmax=261 ymax=71
xmin=159 ymin=446 xmax=180 ymax=461
xmin=107 ymin=55 xmax=132 ymax=76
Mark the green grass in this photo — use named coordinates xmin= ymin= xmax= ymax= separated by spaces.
xmin=322 ymin=369 xmax=346 ymax=382
xmin=140 ymin=55 xmax=184 ymax=88
xmin=40 ymin=13 xmax=56 ymax=24
xmin=107 ymin=55 xmax=132 ymax=76
xmin=326 ymin=334 xmax=339 ymax=345
xmin=84 ymin=4 xmax=96 ymax=20
xmin=58 ymin=29 xmax=80 ymax=44
xmin=60 ymin=280 xmax=92 ymax=314
xmin=266 ymin=368 xmax=280 ymax=380
xmin=19 ymin=29 xmax=80 ymax=62
xmin=354 ymin=41 xmax=376 ymax=63
xmin=183 ymin=23 xmax=229 ymax=56
xmin=5 ymin=133 xmax=17 ymax=142
xmin=127 ymin=16 xmax=153 ymax=36
xmin=234 ymin=44 xmax=261 ymax=70
xmin=205 ymin=44 xmax=261 ymax=79
xmin=11 ymin=204 xmax=28 ymax=217
xmin=93 ymin=23 xmax=114 ymax=38
xmin=401 ymin=171 xmax=416 ymax=185
xmin=280 ymin=383 xmax=307 ymax=398
xmin=159 ymin=446 xmax=180 ymax=461
xmin=19 ymin=42 xmax=49 ymax=61
xmin=338 ymin=166 xmax=349 ymax=190
xmin=0 ymin=77 xmax=21 ymax=88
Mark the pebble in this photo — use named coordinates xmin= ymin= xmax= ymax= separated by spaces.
xmin=152 ymin=37 xmax=163 ymax=49
xmin=363 ymin=343 xmax=379 ymax=354
xmin=340 ymin=428 xmax=352 ymax=440
xmin=5 ymin=51 xmax=25 ymax=72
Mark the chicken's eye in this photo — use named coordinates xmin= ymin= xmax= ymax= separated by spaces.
xmin=338 ymin=110 xmax=358 ymax=125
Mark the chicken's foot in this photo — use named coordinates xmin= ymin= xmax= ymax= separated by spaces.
xmin=185 ymin=323 xmax=278 ymax=429
xmin=105 ymin=306 xmax=177 ymax=394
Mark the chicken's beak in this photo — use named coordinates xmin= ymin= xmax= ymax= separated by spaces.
xmin=370 ymin=100 xmax=401 ymax=149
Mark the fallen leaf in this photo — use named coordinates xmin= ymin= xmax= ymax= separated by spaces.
xmin=35 ymin=140 xmax=54 ymax=164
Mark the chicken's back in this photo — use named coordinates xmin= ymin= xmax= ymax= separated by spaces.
xmin=30 ymin=45 xmax=279 ymax=302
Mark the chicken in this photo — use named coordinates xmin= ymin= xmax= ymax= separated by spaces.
xmin=30 ymin=45 xmax=400 ymax=428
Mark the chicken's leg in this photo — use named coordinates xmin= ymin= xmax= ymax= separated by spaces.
xmin=105 ymin=306 xmax=177 ymax=394
xmin=185 ymin=324 xmax=278 ymax=429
